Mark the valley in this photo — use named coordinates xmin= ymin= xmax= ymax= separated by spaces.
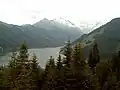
xmin=0 ymin=0 xmax=120 ymax=89
xmin=0 ymin=18 xmax=82 ymax=53
xmin=0 ymin=46 xmax=62 ymax=68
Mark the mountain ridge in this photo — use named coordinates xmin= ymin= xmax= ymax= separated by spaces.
xmin=73 ymin=18 xmax=120 ymax=59
xmin=0 ymin=19 xmax=83 ymax=53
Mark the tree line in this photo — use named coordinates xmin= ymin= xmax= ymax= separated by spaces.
xmin=0 ymin=41 xmax=120 ymax=90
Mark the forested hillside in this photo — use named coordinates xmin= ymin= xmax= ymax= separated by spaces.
xmin=72 ymin=18 xmax=120 ymax=59
xmin=0 ymin=41 xmax=120 ymax=90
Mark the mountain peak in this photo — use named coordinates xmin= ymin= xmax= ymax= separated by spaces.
xmin=33 ymin=18 xmax=78 ymax=28
xmin=33 ymin=18 xmax=50 ymax=27
xmin=52 ymin=17 xmax=76 ymax=27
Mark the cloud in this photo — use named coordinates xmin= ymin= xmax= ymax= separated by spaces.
xmin=0 ymin=0 xmax=120 ymax=25
xmin=30 ymin=10 xmax=42 ymax=14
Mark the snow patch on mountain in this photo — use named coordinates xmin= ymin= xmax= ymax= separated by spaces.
xmin=52 ymin=18 xmax=104 ymax=33
xmin=52 ymin=17 xmax=76 ymax=27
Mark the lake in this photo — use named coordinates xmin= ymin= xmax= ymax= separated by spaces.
xmin=0 ymin=46 xmax=62 ymax=68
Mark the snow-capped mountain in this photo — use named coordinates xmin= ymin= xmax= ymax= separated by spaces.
xmin=33 ymin=18 xmax=82 ymax=32
xmin=51 ymin=18 xmax=103 ymax=33
xmin=52 ymin=17 xmax=76 ymax=27
xmin=34 ymin=17 xmax=103 ymax=34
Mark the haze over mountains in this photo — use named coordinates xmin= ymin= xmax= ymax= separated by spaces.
xmin=0 ymin=18 xmax=83 ymax=52
xmin=1 ymin=16 xmax=120 ymax=60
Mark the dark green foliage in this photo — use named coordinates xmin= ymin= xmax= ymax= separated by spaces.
xmin=30 ymin=53 xmax=41 ymax=90
xmin=0 ymin=66 xmax=5 ymax=87
xmin=55 ymin=54 xmax=64 ymax=90
xmin=88 ymin=49 xmax=93 ymax=68
xmin=72 ymin=43 xmax=85 ymax=73
xmin=96 ymin=60 xmax=112 ymax=89
xmin=7 ymin=43 xmax=42 ymax=90
xmin=88 ymin=42 xmax=100 ymax=74
xmin=56 ymin=53 xmax=63 ymax=70
xmin=72 ymin=43 xmax=89 ymax=90
xmin=63 ymin=40 xmax=72 ymax=68
xmin=49 ymin=56 xmax=56 ymax=69
xmin=3 ymin=40 xmax=120 ymax=90
xmin=11 ymin=43 xmax=32 ymax=89
xmin=111 ymin=51 xmax=120 ymax=81
xmin=64 ymin=67 xmax=78 ymax=90
xmin=62 ymin=40 xmax=78 ymax=90
xmin=73 ymin=18 xmax=120 ymax=59
xmin=102 ymin=72 xmax=117 ymax=90
xmin=42 ymin=56 xmax=56 ymax=90
xmin=7 ymin=52 xmax=18 ymax=88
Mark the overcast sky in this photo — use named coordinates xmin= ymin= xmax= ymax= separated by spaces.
xmin=0 ymin=0 xmax=120 ymax=26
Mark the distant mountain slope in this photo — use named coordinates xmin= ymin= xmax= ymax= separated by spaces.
xmin=73 ymin=18 xmax=120 ymax=59
xmin=0 ymin=18 xmax=82 ymax=53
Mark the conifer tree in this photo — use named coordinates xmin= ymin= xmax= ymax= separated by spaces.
xmin=42 ymin=62 xmax=49 ymax=90
xmin=102 ymin=70 xmax=117 ymax=90
xmin=56 ymin=53 xmax=63 ymax=70
xmin=55 ymin=53 xmax=64 ymax=90
xmin=42 ymin=56 xmax=56 ymax=90
xmin=0 ymin=66 xmax=5 ymax=88
xmin=64 ymin=65 xmax=77 ymax=90
xmin=7 ymin=43 xmax=34 ymax=90
xmin=111 ymin=50 xmax=120 ymax=81
xmin=7 ymin=52 xmax=18 ymax=89
xmin=62 ymin=40 xmax=78 ymax=90
xmin=96 ymin=60 xmax=111 ymax=89
xmin=72 ymin=42 xmax=88 ymax=89
xmin=63 ymin=40 xmax=72 ymax=68
xmin=43 ymin=62 xmax=50 ymax=78
xmin=88 ymin=42 xmax=100 ymax=74
xmin=30 ymin=53 xmax=41 ymax=90
xmin=14 ymin=43 xmax=33 ymax=89
xmin=73 ymin=42 xmax=85 ymax=73
xmin=88 ymin=49 xmax=93 ymax=69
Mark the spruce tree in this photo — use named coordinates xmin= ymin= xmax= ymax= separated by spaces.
xmin=42 ymin=62 xmax=49 ymax=90
xmin=14 ymin=43 xmax=32 ymax=89
xmin=7 ymin=52 xmax=18 ymax=89
xmin=63 ymin=40 xmax=72 ymax=68
xmin=72 ymin=42 xmax=85 ymax=74
xmin=0 ymin=66 xmax=5 ymax=88
xmin=88 ymin=49 xmax=93 ymax=69
xmin=42 ymin=56 xmax=56 ymax=90
xmin=96 ymin=60 xmax=111 ymax=89
xmin=7 ymin=43 xmax=34 ymax=90
xmin=111 ymin=50 xmax=120 ymax=81
xmin=88 ymin=42 xmax=100 ymax=74
xmin=55 ymin=53 xmax=64 ymax=90
xmin=62 ymin=40 xmax=78 ymax=90
xmin=56 ymin=53 xmax=63 ymax=70
xmin=30 ymin=53 xmax=41 ymax=90
xmin=72 ymin=42 xmax=88 ymax=89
